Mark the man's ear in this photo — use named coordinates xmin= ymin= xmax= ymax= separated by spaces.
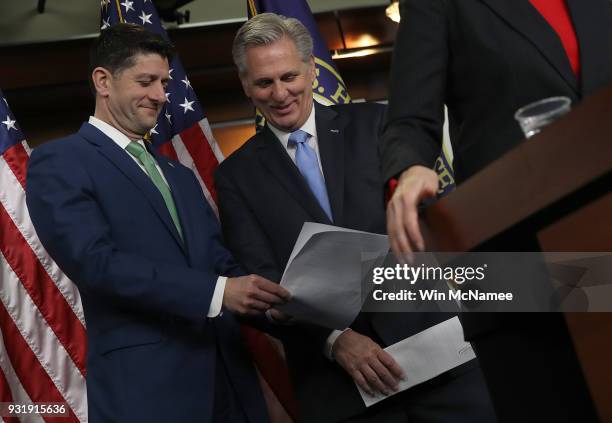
xmin=92 ymin=67 xmax=113 ymax=97
xmin=309 ymin=55 xmax=316 ymax=81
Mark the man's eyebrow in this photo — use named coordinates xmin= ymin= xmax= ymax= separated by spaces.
xmin=280 ymin=71 xmax=299 ymax=79
xmin=134 ymin=73 xmax=158 ymax=79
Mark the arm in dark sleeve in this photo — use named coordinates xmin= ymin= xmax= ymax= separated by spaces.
xmin=380 ymin=0 xmax=449 ymax=182
xmin=26 ymin=144 xmax=217 ymax=322
xmin=215 ymin=168 xmax=282 ymax=283
xmin=215 ymin=168 xmax=334 ymax=347
xmin=186 ymin=169 xmax=245 ymax=279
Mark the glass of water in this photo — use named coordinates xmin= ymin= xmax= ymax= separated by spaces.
xmin=514 ymin=96 xmax=572 ymax=138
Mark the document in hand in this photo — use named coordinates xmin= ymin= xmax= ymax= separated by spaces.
xmin=277 ymin=222 xmax=389 ymax=329
xmin=357 ymin=317 xmax=476 ymax=407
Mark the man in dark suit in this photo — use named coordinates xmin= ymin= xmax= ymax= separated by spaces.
xmin=216 ymin=13 xmax=496 ymax=423
xmin=26 ymin=23 xmax=289 ymax=423
xmin=381 ymin=0 xmax=612 ymax=421
xmin=382 ymin=0 xmax=612 ymax=250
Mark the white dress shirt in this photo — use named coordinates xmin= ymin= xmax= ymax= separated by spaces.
xmin=267 ymin=107 xmax=347 ymax=359
xmin=268 ymin=104 xmax=325 ymax=175
xmin=88 ymin=116 xmax=226 ymax=318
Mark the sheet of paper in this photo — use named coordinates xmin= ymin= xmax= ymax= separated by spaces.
xmin=278 ymin=222 xmax=389 ymax=329
xmin=358 ymin=317 xmax=476 ymax=407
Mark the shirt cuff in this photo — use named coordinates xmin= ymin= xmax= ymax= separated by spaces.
xmin=324 ymin=328 xmax=350 ymax=360
xmin=207 ymin=276 xmax=227 ymax=318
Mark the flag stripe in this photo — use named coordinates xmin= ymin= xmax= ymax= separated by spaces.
xmin=178 ymin=123 xmax=219 ymax=202
xmin=0 ymin=370 xmax=21 ymax=423
xmin=198 ymin=119 xmax=224 ymax=164
xmin=21 ymin=140 xmax=31 ymax=155
xmin=0 ymin=200 xmax=87 ymax=376
xmin=0 ymin=253 xmax=87 ymax=422
xmin=0 ymin=368 xmax=13 ymax=403
xmin=0 ymin=330 xmax=44 ymax=423
xmin=241 ymin=327 xmax=300 ymax=420
xmin=1 ymin=156 xmax=86 ymax=326
xmin=158 ymin=140 xmax=179 ymax=162
xmin=171 ymin=135 xmax=219 ymax=217
xmin=1 ymin=142 xmax=28 ymax=189
xmin=0 ymin=293 xmax=81 ymax=423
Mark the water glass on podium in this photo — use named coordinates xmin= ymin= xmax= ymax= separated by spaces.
xmin=514 ymin=96 xmax=572 ymax=138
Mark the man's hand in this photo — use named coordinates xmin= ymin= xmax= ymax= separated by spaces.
xmin=333 ymin=329 xmax=405 ymax=397
xmin=387 ymin=165 xmax=438 ymax=260
xmin=267 ymin=308 xmax=293 ymax=323
xmin=223 ymin=275 xmax=290 ymax=316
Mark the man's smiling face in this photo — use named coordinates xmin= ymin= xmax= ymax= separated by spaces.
xmin=103 ymin=52 xmax=169 ymax=139
xmin=240 ymin=36 xmax=315 ymax=132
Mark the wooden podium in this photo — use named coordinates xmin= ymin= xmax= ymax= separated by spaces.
xmin=419 ymin=84 xmax=612 ymax=421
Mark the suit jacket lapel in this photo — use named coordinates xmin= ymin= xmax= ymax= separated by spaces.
xmin=256 ymin=125 xmax=332 ymax=224
xmin=566 ymin=0 xmax=612 ymax=95
xmin=79 ymin=123 xmax=186 ymax=252
xmin=479 ymin=0 xmax=578 ymax=94
xmin=150 ymin=147 xmax=190 ymax=256
xmin=315 ymin=103 xmax=345 ymax=227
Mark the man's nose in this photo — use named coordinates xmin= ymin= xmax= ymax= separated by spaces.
xmin=150 ymin=81 xmax=167 ymax=103
xmin=271 ymin=81 xmax=288 ymax=102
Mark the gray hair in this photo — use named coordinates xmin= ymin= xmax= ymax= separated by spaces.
xmin=232 ymin=13 xmax=314 ymax=76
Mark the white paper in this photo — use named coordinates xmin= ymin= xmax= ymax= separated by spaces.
xmin=278 ymin=222 xmax=389 ymax=329
xmin=358 ymin=317 xmax=476 ymax=407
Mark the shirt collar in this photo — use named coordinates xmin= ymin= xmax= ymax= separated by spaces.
xmin=268 ymin=103 xmax=317 ymax=149
xmin=88 ymin=116 xmax=146 ymax=151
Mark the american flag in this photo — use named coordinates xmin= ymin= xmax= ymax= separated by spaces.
xmin=101 ymin=1 xmax=297 ymax=421
xmin=102 ymin=0 xmax=222 ymax=213
xmin=0 ymin=91 xmax=88 ymax=422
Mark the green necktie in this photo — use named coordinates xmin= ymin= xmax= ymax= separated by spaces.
xmin=125 ymin=141 xmax=183 ymax=240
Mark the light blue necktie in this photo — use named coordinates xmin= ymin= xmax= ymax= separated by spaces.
xmin=288 ymin=130 xmax=333 ymax=222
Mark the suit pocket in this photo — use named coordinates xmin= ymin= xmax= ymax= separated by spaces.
xmin=95 ymin=324 xmax=163 ymax=356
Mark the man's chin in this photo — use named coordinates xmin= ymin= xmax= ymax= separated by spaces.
xmin=141 ymin=119 xmax=159 ymax=131
xmin=131 ymin=124 xmax=156 ymax=138
xmin=268 ymin=116 xmax=298 ymax=132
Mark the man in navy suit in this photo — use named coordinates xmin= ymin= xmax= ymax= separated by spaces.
xmin=26 ymin=23 xmax=289 ymax=423
xmin=215 ymin=13 xmax=496 ymax=423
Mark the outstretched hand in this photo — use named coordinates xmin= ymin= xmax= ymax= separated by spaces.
xmin=223 ymin=275 xmax=290 ymax=316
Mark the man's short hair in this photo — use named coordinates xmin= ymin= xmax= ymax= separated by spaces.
xmin=89 ymin=23 xmax=175 ymax=91
xmin=232 ymin=13 xmax=313 ymax=77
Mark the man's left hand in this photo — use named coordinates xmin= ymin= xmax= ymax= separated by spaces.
xmin=332 ymin=329 xmax=405 ymax=396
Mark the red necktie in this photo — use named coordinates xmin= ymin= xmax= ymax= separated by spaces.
xmin=529 ymin=0 xmax=581 ymax=78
